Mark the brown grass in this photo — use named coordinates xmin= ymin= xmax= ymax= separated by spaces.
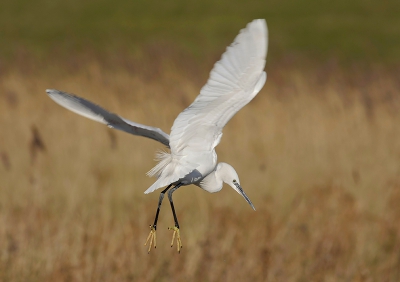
xmin=1 ymin=57 xmax=400 ymax=281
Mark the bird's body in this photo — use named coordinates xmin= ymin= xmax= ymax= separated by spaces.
xmin=146 ymin=146 xmax=218 ymax=192
xmin=47 ymin=19 xmax=268 ymax=252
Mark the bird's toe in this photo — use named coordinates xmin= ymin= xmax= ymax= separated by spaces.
xmin=168 ymin=226 xmax=183 ymax=253
xmin=145 ymin=225 xmax=157 ymax=253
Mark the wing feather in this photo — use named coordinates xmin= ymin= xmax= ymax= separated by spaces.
xmin=169 ymin=19 xmax=268 ymax=157
xmin=46 ymin=89 xmax=170 ymax=147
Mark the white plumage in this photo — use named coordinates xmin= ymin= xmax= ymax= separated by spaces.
xmin=146 ymin=19 xmax=268 ymax=194
xmin=47 ymin=19 xmax=268 ymax=251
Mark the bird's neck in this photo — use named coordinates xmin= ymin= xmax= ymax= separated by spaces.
xmin=198 ymin=170 xmax=223 ymax=193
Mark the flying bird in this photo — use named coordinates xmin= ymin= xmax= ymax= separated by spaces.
xmin=47 ymin=19 xmax=268 ymax=253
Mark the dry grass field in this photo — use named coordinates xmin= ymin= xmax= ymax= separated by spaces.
xmin=1 ymin=55 xmax=400 ymax=281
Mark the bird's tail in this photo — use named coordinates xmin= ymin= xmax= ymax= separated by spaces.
xmin=144 ymin=152 xmax=196 ymax=194
xmin=145 ymin=150 xmax=178 ymax=194
xmin=146 ymin=150 xmax=172 ymax=178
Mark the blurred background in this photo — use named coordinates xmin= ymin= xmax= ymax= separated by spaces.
xmin=1 ymin=0 xmax=400 ymax=281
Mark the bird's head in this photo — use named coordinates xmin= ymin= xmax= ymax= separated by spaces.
xmin=217 ymin=163 xmax=256 ymax=210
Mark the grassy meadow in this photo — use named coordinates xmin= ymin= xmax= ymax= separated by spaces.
xmin=1 ymin=58 xmax=400 ymax=281
xmin=1 ymin=0 xmax=400 ymax=281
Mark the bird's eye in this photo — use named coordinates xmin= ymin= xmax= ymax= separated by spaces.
xmin=233 ymin=179 xmax=237 ymax=183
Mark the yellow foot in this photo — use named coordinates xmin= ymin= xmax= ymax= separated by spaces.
xmin=168 ymin=226 xmax=183 ymax=253
xmin=144 ymin=225 xmax=156 ymax=253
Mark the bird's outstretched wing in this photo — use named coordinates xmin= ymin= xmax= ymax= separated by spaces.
xmin=46 ymin=89 xmax=170 ymax=147
xmin=169 ymin=19 xmax=268 ymax=155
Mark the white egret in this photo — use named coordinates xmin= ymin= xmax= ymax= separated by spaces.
xmin=47 ymin=19 xmax=268 ymax=253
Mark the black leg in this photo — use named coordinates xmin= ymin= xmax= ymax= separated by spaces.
xmin=152 ymin=184 xmax=173 ymax=230
xmin=145 ymin=183 xmax=173 ymax=253
xmin=168 ymin=183 xmax=183 ymax=228
xmin=167 ymin=183 xmax=184 ymax=252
